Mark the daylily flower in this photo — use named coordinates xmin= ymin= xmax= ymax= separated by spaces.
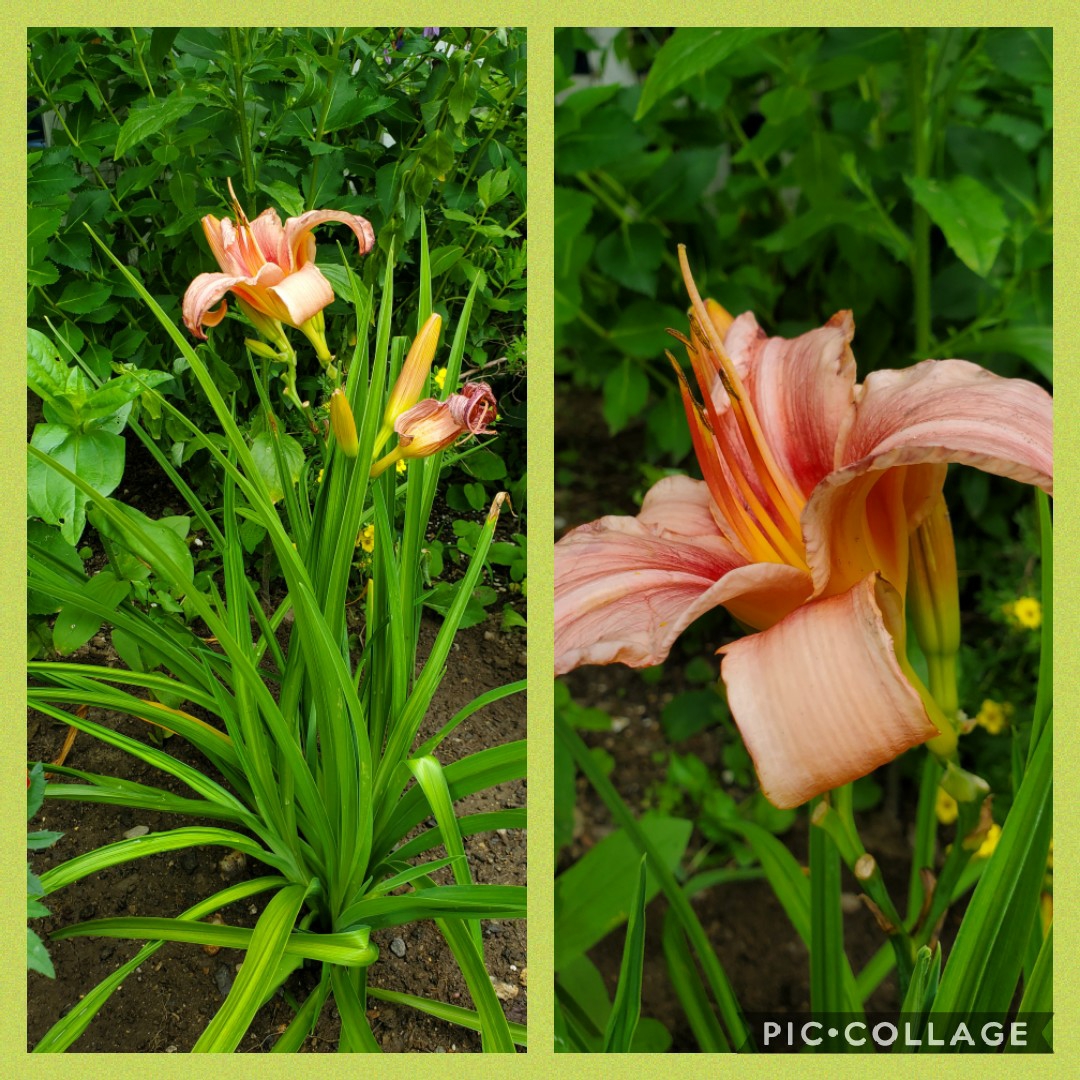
xmin=555 ymin=247 xmax=1052 ymax=809
xmin=182 ymin=179 xmax=375 ymax=364
xmin=370 ymin=382 xmax=496 ymax=477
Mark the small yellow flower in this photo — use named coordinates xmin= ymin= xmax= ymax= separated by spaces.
xmin=975 ymin=699 xmax=1012 ymax=735
xmin=975 ymin=823 xmax=1002 ymax=860
xmin=1003 ymin=596 xmax=1042 ymax=630
xmin=936 ymin=788 xmax=958 ymax=826
xmin=316 ymin=468 xmax=324 ymax=484
xmin=396 ymin=459 xmax=407 ymax=475
xmin=358 ymin=524 xmax=375 ymax=553
xmin=433 ymin=366 xmax=447 ymax=392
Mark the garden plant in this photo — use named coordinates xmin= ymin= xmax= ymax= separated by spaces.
xmin=28 ymin=25 xmax=527 ymax=1054
xmin=554 ymin=27 xmax=1051 ymax=1053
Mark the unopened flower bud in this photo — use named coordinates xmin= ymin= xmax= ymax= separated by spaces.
xmin=329 ymin=389 xmax=359 ymax=457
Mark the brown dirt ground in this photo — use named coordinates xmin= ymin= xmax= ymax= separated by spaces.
xmin=27 ymin=432 xmax=527 ymax=1054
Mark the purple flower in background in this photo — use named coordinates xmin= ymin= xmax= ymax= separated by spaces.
xmin=423 ymin=27 xmax=441 ymax=39
xmin=383 ymin=48 xmax=391 ymax=65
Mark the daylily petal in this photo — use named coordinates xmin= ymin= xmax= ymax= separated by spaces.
xmin=554 ymin=513 xmax=745 ymax=674
xmin=249 ymin=207 xmax=290 ymax=270
xmin=265 ymin=262 xmax=336 ymax=328
xmin=181 ymin=264 xmax=286 ymax=338
xmin=554 ymin=466 xmax=815 ymax=676
xmin=723 ymin=310 xmax=858 ymax=499
xmin=803 ymin=358 xmax=1053 ymax=597
xmin=637 ymin=475 xmax=723 ymax=538
xmin=840 ymin=358 xmax=1053 ymax=493
xmin=284 ymin=209 xmax=376 ymax=269
xmin=803 ymin=461 xmax=946 ymax=598
xmin=719 ymin=575 xmax=940 ymax=809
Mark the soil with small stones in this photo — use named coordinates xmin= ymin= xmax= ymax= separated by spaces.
xmin=27 ymin=435 xmax=526 ymax=1054
xmin=555 ymin=384 xmax=962 ymax=1051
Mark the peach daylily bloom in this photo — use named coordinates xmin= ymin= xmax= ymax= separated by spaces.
xmin=181 ymin=180 xmax=375 ymax=358
xmin=555 ymin=247 xmax=1052 ymax=809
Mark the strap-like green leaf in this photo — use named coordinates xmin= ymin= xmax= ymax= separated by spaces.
xmin=601 ymin=856 xmax=647 ymax=1052
xmin=192 ymin=884 xmax=308 ymax=1052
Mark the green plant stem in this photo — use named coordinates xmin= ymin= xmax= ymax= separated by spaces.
xmin=228 ymin=27 xmax=256 ymax=196
xmin=556 ymin=715 xmax=749 ymax=1049
xmin=908 ymin=29 xmax=932 ymax=358
xmin=129 ymin=28 xmax=156 ymax=98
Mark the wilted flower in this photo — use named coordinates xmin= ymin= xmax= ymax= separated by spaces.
xmin=370 ymin=382 xmax=496 ymax=477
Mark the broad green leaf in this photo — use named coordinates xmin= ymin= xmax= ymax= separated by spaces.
xmin=609 ymin=302 xmax=684 ymax=360
xmin=448 ymin=62 xmax=482 ymax=125
xmin=52 ymin=571 xmax=130 ymax=654
xmin=27 ymin=328 xmax=70 ymax=403
xmin=90 ymin=502 xmax=193 ymax=585
xmin=56 ymin=279 xmax=114 ymax=315
xmin=759 ymin=84 xmax=812 ymax=122
xmin=602 ymin=357 xmax=649 ymax=434
xmin=115 ymin=93 xmax=201 ymax=159
xmin=250 ymin=431 xmax=306 ymax=503
xmin=908 ymin=175 xmax=1009 ymax=277
xmin=557 ymin=108 xmax=647 ymax=175
xmin=636 ymin=29 xmax=781 ymax=119
xmin=554 ymin=185 xmax=595 ymax=246
xmin=554 ymin=814 xmax=691 ymax=970
xmin=28 ymin=425 xmax=126 ymax=545
xmin=28 ymin=206 xmax=65 ymax=250
xmin=594 ymin=224 xmax=664 ymax=298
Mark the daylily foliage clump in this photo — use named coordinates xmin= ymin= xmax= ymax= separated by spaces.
xmin=555 ymin=248 xmax=1052 ymax=808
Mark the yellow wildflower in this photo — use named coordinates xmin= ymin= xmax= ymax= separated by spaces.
xmin=975 ymin=699 xmax=1012 ymax=735
xmin=936 ymin=788 xmax=958 ymax=826
xmin=975 ymin=823 xmax=1002 ymax=860
xmin=1003 ymin=596 xmax=1042 ymax=630
xmin=396 ymin=459 xmax=407 ymax=475
xmin=433 ymin=366 xmax=447 ymax=392
xmin=358 ymin=524 xmax=375 ymax=553
xmin=316 ymin=468 xmax=324 ymax=484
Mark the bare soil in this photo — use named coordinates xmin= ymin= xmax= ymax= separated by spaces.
xmin=27 ymin=434 xmax=526 ymax=1053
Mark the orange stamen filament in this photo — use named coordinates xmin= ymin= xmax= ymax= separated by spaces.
xmin=678 ymin=247 xmax=807 ymax=546
xmin=671 ymin=356 xmax=803 ymax=568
